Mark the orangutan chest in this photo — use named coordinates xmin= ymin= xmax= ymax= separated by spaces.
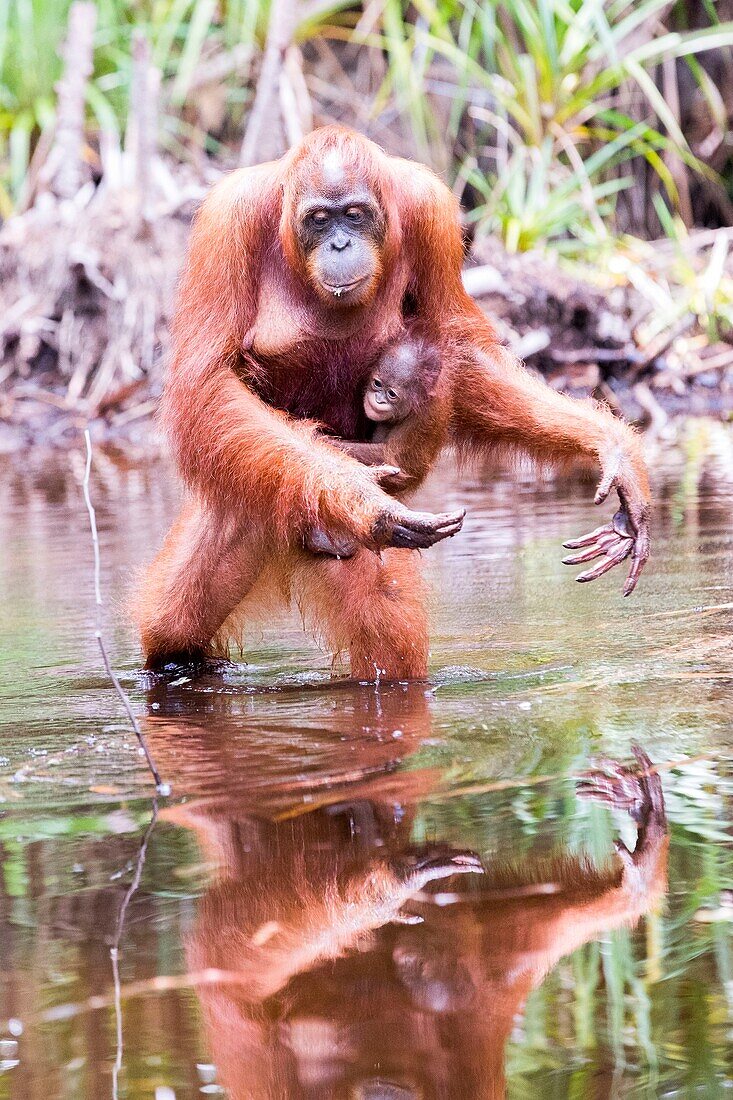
xmin=244 ymin=264 xmax=403 ymax=437
xmin=246 ymin=349 xmax=371 ymax=439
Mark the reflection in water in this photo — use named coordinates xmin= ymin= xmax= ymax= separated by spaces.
xmin=0 ymin=435 xmax=731 ymax=1097
xmin=159 ymin=725 xmax=667 ymax=1099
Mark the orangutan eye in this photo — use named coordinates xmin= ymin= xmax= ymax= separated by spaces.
xmin=311 ymin=210 xmax=329 ymax=227
xmin=345 ymin=206 xmax=364 ymax=222
xmin=372 ymin=378 xmax=383 ymax=390
xmin=387 ymin=388 xmax=397 ymax=401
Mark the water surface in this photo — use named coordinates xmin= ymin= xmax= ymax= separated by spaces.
xmin=1 ymin=424 xmax=732 ymax=1098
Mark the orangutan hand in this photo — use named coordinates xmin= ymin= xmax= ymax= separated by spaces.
xmin=577 ymin=745 xmax=667 ymax=873
xmin=562 ymin=448 xmax=650 ymax=596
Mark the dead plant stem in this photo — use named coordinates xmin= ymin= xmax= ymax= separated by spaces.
xmin=82 ymin=428 xmax=168 ymax=793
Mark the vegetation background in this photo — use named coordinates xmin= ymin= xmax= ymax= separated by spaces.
xmin=2 ymin=0 xmax=733 ymax=445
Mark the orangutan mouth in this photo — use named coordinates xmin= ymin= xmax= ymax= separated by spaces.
xmin=324 ymin=277 xmax=367 ymax=298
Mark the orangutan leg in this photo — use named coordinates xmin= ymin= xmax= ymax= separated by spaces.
xmin=136 ymin=497 xmax=267 ymax=668
xmin=293 ymin=547 xmax=429 ymax=680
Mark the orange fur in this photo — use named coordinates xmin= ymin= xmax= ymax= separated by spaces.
xmin=136 ymin=126 xmax=651 ymax=673
xmin=165 ymin=778 xmax=667 ymax=1100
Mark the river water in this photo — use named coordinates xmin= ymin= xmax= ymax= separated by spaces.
xmin=0 ymin=422 xmax=732 ymax=1099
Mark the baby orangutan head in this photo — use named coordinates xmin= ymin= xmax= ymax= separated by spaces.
xmin=363 ymin=335 xmax=441 ymax=424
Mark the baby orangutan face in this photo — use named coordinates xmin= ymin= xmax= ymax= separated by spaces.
xmin=363 ymin=343 xmax=423 ymax=424
xmin=364 ymin=373 xmax=410 ymax=423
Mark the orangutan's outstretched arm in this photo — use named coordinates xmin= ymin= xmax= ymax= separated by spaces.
xmin=481 ymin=749 xmax=668 ymax=987
xmin=391 ymin=156 xmax=651 ymax=592
xmin=331 ymin=438 xmax=387 ymax=465
xmin=450 ymin=337 xmax=651 ymax=593
xmin=196 ymin=849 xmax=483 ymax=1003
xmin=329 ymin=402 xmax=449 ymax=495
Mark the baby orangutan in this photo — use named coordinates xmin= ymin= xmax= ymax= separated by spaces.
xmin=306 ymin=331 xmax=442 ymax=558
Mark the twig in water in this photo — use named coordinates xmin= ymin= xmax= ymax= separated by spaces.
xmin=4 ymin=969 xmax=255 ymax=1029
xmin=82 ymin=428 xmax=169 ymax=794
xmin=111 ymin=798 xmax=159 ymax=1100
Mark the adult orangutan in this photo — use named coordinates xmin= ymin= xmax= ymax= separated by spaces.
xmin=137 ymin=126 xmax=651 ymax=676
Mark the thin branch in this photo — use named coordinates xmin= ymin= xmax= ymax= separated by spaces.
xmin=82 ymin=429 xmax=169 ymax=794
xmin=240 ymin=0 xmax=297 ymax=166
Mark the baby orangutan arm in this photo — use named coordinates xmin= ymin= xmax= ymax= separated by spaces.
xmin=331 ymin=438 xmax=388 ymax=465
xmin=331 ymin=437 xmax=418 ymax=494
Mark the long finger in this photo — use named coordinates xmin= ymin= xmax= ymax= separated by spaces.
xmin=577 ymin=761 xmax=638 ymax=788
xmin=623 ymin=533 xmax=650 ymax=597
xmin=372 ymin=507 xmax=465 ymax=548
xmin=374 ymin=464 xmax=402 ymax=486
xmin=576 ymin=541 xmax=632 ymax=583
xmin=581 ymin=759 xmax=636 ymax=786
xmin=576 ymin=784 xmax=639 ymax=809
xmin=562 ymin=543 xmax=606 ymax=566
xmin=394 ymin=507 xmax=467 ymax=534
xmin=562 ymin=533 xmax=621 ymax=566
xmin=631 ymin=745 xmax=653 ymax=775
xmin=631 ymin=744 xmax=666 ymax=822
xmin=423 ymin=516 xmax=466 ymax=543
xmin=563 ymin=523 xmax=613 ymax=550
xmin=390 ymin=519 xmax=463 ymax=549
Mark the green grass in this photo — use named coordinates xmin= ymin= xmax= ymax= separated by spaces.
xmin=1 ymin=0 xmax=733 ymax=261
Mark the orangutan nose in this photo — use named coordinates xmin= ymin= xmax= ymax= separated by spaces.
xmin=331 ymin=230 xmax=351 ymax=251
